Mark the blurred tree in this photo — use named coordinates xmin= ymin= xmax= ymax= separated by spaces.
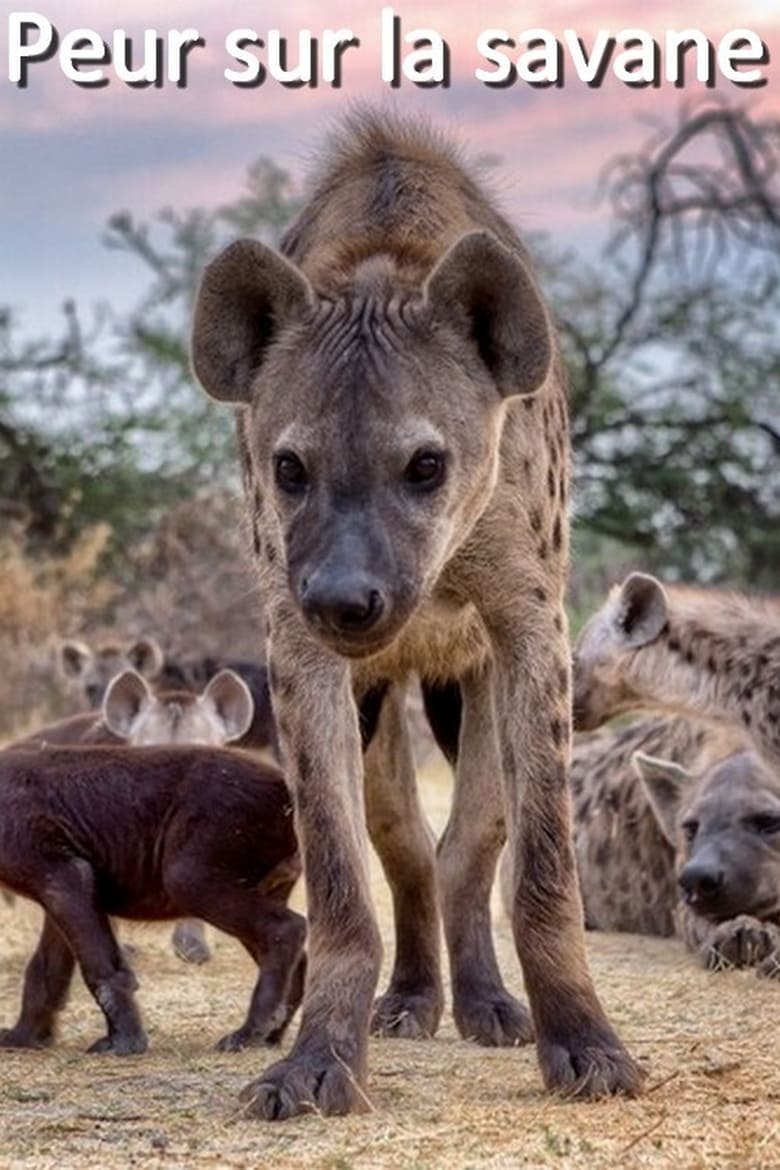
xmin=0 ymin=160 xmax=300 ymax=553
xmin=101 ymin=157 xmax=301 ymax=484
xmin=540 ymin=101 xmax=780 ymax=587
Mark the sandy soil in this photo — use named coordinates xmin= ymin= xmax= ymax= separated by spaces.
xmin=0 ymin=761 xmax=778 ymax=1170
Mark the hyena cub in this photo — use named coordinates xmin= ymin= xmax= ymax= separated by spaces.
xmin=59 ymin=638 xmax=279 ymax=760
xmin=59 ymin=637 xmax=166 ymax=707
xmin=10 ymin=669 xmax=254 ymax=967
xmin=634 ymin=750 xmax=780 ymax=978
xmin=193 ymin=110 xmax=641 ymax=1117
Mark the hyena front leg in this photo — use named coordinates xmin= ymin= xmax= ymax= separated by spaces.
xmin=490 ymin=606 xmax=643 ymax=1097
xmin=240 ymin=623 xmax=382 ymax=1120
xmin=364 ymin=684 xmax=443 ymax=1039
xmin=437 ymin=663 xmax=533 ymax=1047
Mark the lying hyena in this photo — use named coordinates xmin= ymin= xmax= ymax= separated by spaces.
xmin=572 ymin=573 xmax=780 ymax=769
xmin=634 ymin=750 xmax=780 ymax=978
xmin=9 ymin=669 xmax=254 ymax=966
xmin=192 ymin=111 xmax=642 ymax=1117
xmin=569 ymin=716 xmax=745 ymax=937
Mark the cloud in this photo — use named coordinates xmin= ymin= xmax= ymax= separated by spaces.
xmin=2 ymin=0 xmax=778 ymax=327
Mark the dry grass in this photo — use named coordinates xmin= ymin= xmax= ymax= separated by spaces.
xmin=1 ymin=761 xmax=779 ymax=1170
xmin=0 ymin=527 xmax=117 ymax=738
xmin=0 ymin=496 xmax=262 ymax=741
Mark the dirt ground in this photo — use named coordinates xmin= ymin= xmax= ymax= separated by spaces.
xmin=1 ymin=759 xmax=778 ymax=1170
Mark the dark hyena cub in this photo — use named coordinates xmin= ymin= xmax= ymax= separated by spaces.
xmin=192 ymin=111 xmax=642 ymax=1118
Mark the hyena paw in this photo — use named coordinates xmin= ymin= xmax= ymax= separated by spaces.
xmin=704 ymin=916 xmax=778 ymax=971
xmin=239 ymin=1047 xmax=368 ymax=1120
xmin=453 ymin=987 xmax=534 ymax=1048
xmin=758 ymin=947 xmax=780 ymax=981
xmin=0 ymin=1027 xmax=51 ymax=1050
xmin=172 ymin=923 xmax=211 ymax=966
xmin=216 ymin=1022 xmax=284 ymax=1052
xmin=538 ymin=1019 xmax=644 ymax=1099
xmin=87 ymin=1030 xmax=148 ymax=1056
xmin=371 ymin=987 xmax=443 ymax=1040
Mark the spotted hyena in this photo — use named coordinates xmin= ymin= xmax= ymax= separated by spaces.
xmin=0 ymin=745 xmax=302 ymax=1054
xmin=191 ymin=111 xmax=641 ymax=1117
xmin=634 ymin=750 xmax=780 ymax=978
xmin=59 ymin=637 xmax=278 ymax=759
xmin=569 ymin=716 xmax=746 ymax=937
xmin=59 ymin=637 xmax=168 ymax=708
xmin=9 ymin=668 xmax=255 ymax=967
xmin=572 ymin=573 xmax=780 ymax=770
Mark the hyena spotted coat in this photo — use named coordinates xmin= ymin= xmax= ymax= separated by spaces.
xmin=570 ymin=716 xmax=746 ymax=937
xmin=192 ymin=111 xmax=642 ymax=1118
xmin=572 ymin=573 xmax=780 ymax=770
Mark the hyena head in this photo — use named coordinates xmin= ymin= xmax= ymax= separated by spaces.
xmin=102 ymin=668 xmax=253 ymax=746
xmin=192 ymin=232 xmax=552 ymax=658
xmin=59 ymin=637 xmax=164 ymax=708
xmin=634 ymin=750 xmax=780 ymax=925
xmin=572 ymin=573 xmax=669 ymax=730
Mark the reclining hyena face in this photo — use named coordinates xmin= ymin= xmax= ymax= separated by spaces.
xmin=194 ymin=236 xmax=550 ymax=658
xmin=59 ymin=637 xmax=164 ymax=708
xmin=102 ymin=669 xmax=253 ymax=747
xmin=634 ymin=750 xmax=780 ymax=975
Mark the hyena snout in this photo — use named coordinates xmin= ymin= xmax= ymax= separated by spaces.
xmin=679 ymin=858 xmax=725 ymax=907
xmin=300 ymin=568 xmax=387 ymax=637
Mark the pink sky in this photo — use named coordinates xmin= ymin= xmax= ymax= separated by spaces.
xmin=2 ymin=1 xmax=779 ymax=326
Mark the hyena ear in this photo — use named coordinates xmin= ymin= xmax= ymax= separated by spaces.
xmin=633 ymin=751 xmax=692 ymax=846
xmin=424 ymin=230 xmax=552 ymax=397
xmin=59 ymin=639 xmax=92 ymax=679
xmin=125 ymin=637 xmax=164 ymax=680
xmin=192 ymin=239 xmax=314 ymax=403
xmin=614 ymin=573 xmax=668 ymax=647
xmin=103 ymin=669 xmax=153 ymax=739
xmin=200 ymin=669 xmax=254 ymax=743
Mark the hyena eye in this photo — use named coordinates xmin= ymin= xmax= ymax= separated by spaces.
xmin=404 ymin=449 xmax=446 ymax=491
xmin=681 ymin=819 xmax=698 ymax=843
xmin=274 ymin=451 xmax=308 ymax=494
xmin=747 ymin=813 xmax=780 ymax=836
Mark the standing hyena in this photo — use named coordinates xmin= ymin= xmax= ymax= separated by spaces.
xmin=192 ymin=112 xmax=642 ymax=1118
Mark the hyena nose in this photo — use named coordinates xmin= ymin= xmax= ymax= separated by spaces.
xmin=301 ymin=573 xmax=386 ymax=636
xmin=679 ymin=862 xmax=725 ymax=903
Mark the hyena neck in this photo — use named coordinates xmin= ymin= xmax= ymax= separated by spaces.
xmin=628 ymin=607 xmax=780 ymax=759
